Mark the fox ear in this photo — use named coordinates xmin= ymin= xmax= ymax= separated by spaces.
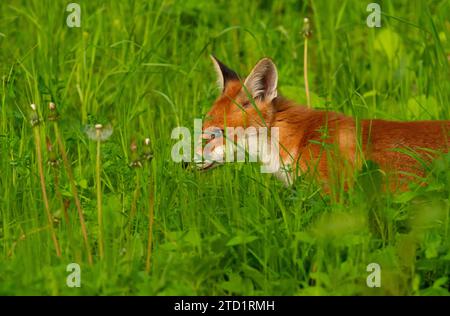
xmin=210 ymin=55 xmax=239 ymax=92
xmin=244 ymin=58 xmax=278 ymax=101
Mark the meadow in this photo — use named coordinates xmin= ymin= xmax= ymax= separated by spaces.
xmin=0 ymin=0 xmax=449 ymax=295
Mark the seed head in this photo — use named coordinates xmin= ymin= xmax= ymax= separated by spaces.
xmin=302 ymin=17 xmax=312 ymax=38
xmin=85 ymin=123 xmax=113 ymax=141
xmin=129 ymin=160 xmax=143 ymax=168
xmin=130 ymin=139 xmax=138 ymax=152
xmin=46 ymin=137 xmax=59 ymax=167
xmin=129 ymin=139 xmax=142 ymax=168
xmin=143 ymin=137 xmax=153 ymax=161
xmin=48 ymin=102 xmax=59 ymax=121
xmin=30 ymin=103 xmax=40 ymax=127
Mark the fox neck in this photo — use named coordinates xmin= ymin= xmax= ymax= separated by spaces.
xmin=262 ymin=97 xmax=315 ymax=185
xmin=269 ymin=96 xmax=316 ymax=154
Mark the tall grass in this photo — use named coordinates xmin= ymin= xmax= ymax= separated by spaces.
xmin=0 ymin=0 xmax=449 ymax=295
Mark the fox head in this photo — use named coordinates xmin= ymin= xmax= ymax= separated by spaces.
xmin=195 ymin=56 xmax=279 ymax=170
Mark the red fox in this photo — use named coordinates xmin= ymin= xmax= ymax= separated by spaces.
xmin=197 ymin=56 xmax=450 ymax=192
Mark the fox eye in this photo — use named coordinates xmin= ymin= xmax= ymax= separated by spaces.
xmin=242 ymin=101 xmax=250 ymax=108
xmin=206 ymin=128 xmax=223 ymax=140
xmin=213 ymin=129 xmax=223 ymax=139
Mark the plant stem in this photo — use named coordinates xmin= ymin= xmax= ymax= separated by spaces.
xmin=33 ymin=127 xmax=61 ymax=257
xmin=304 ymin=37 xmax=311 ymax=108
xmin=127 ymin=170 xmax=141 ymax=269
xmin=130 ymin=170 xmax=140 ymax=229
xmin=145 ymin=175 xmax=155 ymax=273
xmin=54 ymin=123 xmax=93 ymax=265
xmin=96 ymin=134 xmax=104 ymax=260
xmin=52 ymin=168 xmax=74 ymax=248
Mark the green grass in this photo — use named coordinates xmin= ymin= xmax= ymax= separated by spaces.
xmin=1 ymin=0 xmax=450 ymax=295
